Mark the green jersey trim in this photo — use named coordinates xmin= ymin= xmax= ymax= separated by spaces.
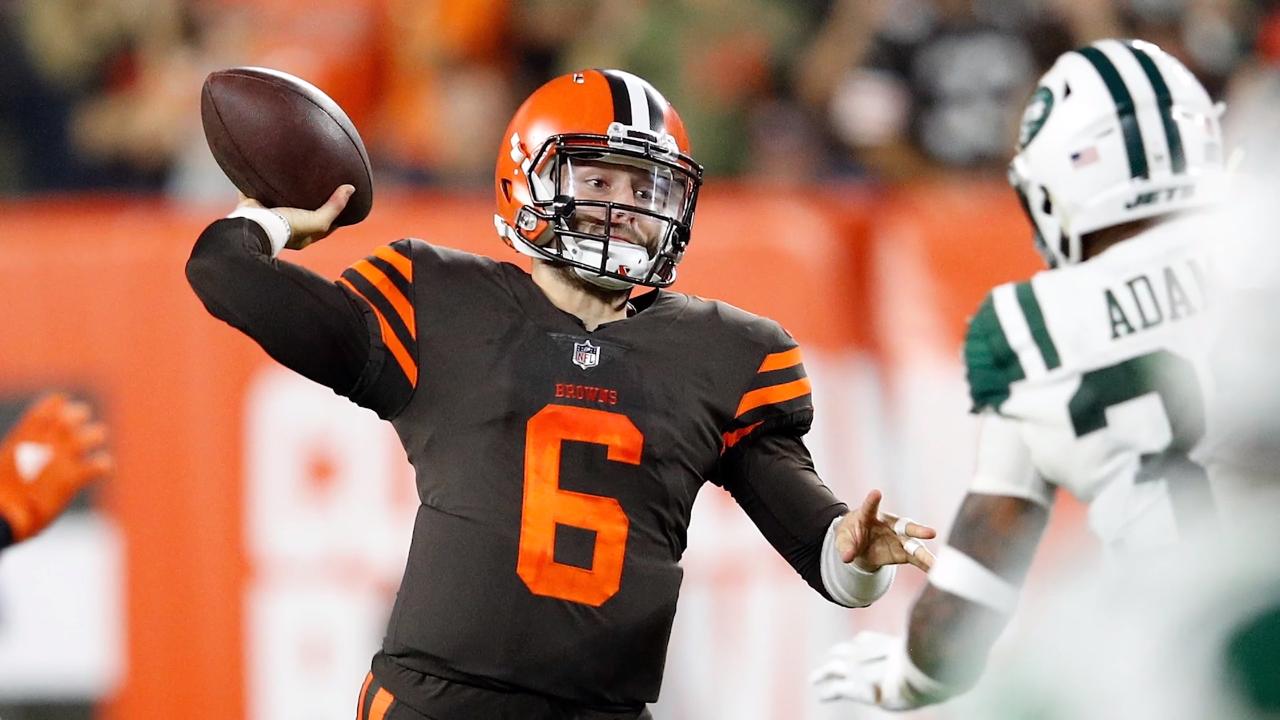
xmin=1225 ymin=602 xmax=1280 ymax=713
xmin=964 ymin=293 xmax=1025 ymax=412
xmin=1015 ymin=281 xmax=1061 ymax=371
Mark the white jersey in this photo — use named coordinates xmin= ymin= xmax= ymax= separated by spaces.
xmin=963 ymin=218 xmax=1215 ymax=553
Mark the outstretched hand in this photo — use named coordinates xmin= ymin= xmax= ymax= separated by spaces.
xmin=835 ymin=489 xmax=936 ymax=573
xmin=237 ymin=184 xmax=354 ymax=251
xmin=0 ymin=394 xmax=112 ymax=542
xmin=810 ymin=631 xmax=933 ymax=711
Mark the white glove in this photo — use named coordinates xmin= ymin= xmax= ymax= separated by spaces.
xmin=809 ymin=631 xmax=947 ymax=711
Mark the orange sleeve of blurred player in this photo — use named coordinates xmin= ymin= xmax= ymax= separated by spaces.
xmin=0 ymin=394 xmax=112 ymax=543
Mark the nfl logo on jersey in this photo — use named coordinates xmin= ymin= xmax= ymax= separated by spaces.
xmin=572 ymin=340 xmax=600 ymax=370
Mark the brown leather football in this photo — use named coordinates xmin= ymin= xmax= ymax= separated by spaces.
xmin=201 ymin=67 xmax=373 ymax=227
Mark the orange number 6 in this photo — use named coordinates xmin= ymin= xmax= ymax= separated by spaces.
xmin=516 ymin=405 xmax=642 ymax=606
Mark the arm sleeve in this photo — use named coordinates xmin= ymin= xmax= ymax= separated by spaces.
xmin=185 ymin=218 xmax=415 ymax=418
xmin=717 ymin=430 xmax=849 ymax=602
xmin=968 ymin=411 xmax=1055 ymax=506
xmin=186 ymin=218 xmax=370 ymax=392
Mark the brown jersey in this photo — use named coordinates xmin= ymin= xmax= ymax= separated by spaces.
xmin=187 ymin=220 xmax=845 ymax=716
xmin=339 ymin=240 xmax=816 ymax=706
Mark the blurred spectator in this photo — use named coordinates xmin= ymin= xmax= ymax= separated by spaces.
xmin=1223 ymin=2 xmax=1280 ymax=173
xmin=743 ymin=95 xmax=839 ymax=187
xmin=0 ymin=0 xmax=192 ymax=193
xmin=1118 ymin=0 xmax=1246 ymax=98
xmin=0 ymin=0 xmax=380 ymax=199
xmin=0 ymin=0 xmax=1268 ymax=195
xmin=167 ymin=0 xmax=381 ymax=201
xmin=518 ymin=0 xmax=821 ymax=177
xmin=804 ymin=0 xmax=1076 ymax=179
xmin=364 ymin=0 xmax=518 ymax=187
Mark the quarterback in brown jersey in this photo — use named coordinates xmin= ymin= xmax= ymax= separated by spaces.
xmin=186 ymin=69 xmax=935 ymax=720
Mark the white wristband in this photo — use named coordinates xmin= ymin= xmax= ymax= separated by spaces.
xmin=927 ymin=546 xmax=1020 ymax=615
xmin=820 ymin=515 xmax=896 ymax=608
xmin=880 ymin=636 xmax=958 ymax=709
xmin=227 ymin=206 xmax=292 ymax=257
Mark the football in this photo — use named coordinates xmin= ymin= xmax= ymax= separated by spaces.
xmin=200 ymin=67 xmax=373 ymax=227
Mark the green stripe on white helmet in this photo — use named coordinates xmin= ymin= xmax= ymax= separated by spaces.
xmin=1008 ymin=39 xmax=1225 ymax=267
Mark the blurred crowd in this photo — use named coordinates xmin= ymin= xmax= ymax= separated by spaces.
xmin=0 ymin=0 xmax=1276 ymax=198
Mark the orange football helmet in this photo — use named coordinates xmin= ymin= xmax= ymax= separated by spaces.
xmin=494 ymin=69 xmax=703 ymax=289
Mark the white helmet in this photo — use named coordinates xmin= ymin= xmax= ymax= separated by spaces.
xmin=1009 ymin=39 xmax=1225 ymax=267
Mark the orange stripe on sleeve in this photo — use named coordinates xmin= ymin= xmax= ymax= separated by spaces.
xmin=735 ymin=377 xmax=812 ymax=417
xmin=368 ymin=688 xmax=394 ymax=720
xmin=758 ymin=347 xmax=802 ymax=373
xmin=350 ymin=259 xmax=416 ymax=337
xmin=356 ymin=673 xmax=373 ymax=720
xmin=722 ymin=421 xmax=763 ymax=451
xmin=374 ymin=245 xmax=413 ymax=282
xmin=339 ymin=277 xmax=419 ymax=387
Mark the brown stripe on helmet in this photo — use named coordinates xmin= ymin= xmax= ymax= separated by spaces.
xmin=598 ymin=69 xmax=632 ymax=126
xmin=643 ymin=85 xmax=664 ymax=133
